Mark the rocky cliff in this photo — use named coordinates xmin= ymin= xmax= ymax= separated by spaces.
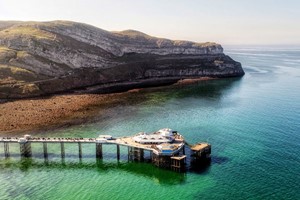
xmin=0 ymin=20 xmax=244 ymax=98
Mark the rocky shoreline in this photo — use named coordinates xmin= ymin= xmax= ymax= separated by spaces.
xmin=0 ymin=93 xmax=121 ymax=134
xmin=0 ymin=77 xmax=219 ymax=134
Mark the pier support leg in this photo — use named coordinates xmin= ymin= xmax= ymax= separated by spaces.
xmin=96 ymin=143 xmax=103 ymax=159
xmin=150 ymin=151 xmax=153 ymax=161
xmin=43 ymin=142 xmax=48 ymax=160
xmin=4 ymin=142 xmax=9 ymax=158
xmin=128 ymin=147 xmax=134 ymax=161
xmin=78 ymin=143 xmax=82 ymax=160
xmin=117 ymin=145 xmax=120 ymax=161
xmin=60 ymin=142 xmax=65 ymax=159
xmin=171 ymin=157 xmax=186 ymax=172
xmin=152 ymin=154 xmax=172 ymax=169
xmin=128 ymin=147 xmax=130 ymax=161
xmin=128 ymin=147 xmax=144 ymax=162
xmin=20 ymin=142 xmax=32 ymax=158
xmin=139 ymin=149 xmax=144 ymax=162
xmin=133 ymin=148 xmax=144 ymax=161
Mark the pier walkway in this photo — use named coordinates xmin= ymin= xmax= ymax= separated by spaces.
xmin=0 ymin=130 xmax=211 ymax=172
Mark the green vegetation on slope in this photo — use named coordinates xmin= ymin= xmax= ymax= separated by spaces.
xmin=0 ymin=65 xmax=39 ymax=85
xmin=0 ymin=26 xmax=56 ymax=40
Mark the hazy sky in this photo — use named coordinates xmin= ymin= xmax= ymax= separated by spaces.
xmin=0 ymin=0 xmax=299 ymax=45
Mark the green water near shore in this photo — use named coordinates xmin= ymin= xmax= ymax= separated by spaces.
xmin=1 ymin=46 xmax=300 ymax=199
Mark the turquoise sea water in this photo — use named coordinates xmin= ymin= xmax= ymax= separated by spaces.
xmin=1 ymin=46 xmax=300 ymax=199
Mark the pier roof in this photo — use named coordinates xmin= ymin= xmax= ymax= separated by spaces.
xmin=190 ymin=143 xmax=210 ymax=151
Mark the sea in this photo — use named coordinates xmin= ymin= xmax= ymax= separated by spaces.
xmin=0 ymin=46 xmax=300 ymax=200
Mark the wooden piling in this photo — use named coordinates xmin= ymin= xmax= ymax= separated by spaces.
xmin=20 ymin=142 xmax=32 ymax=158
xmin=138 ymin=148 xmax=144 ymax=161
xmin=117 ymin=144 xmax=120 ymax=160
xmin=128 ymin=147 xmax=136 ymax=161
xmin=43 ymin=142 xmax=48 ymax=159
xmin=127 ymin=147 xmax=131 ymax=161
xmin=4 ymin=142 xmax=9 ymax=158
xmin=60 ymin=142 xmax=65 ymax=159
xmin=78 ymin=142 xmax=82 ymax=159
xmin=130 ymin=147 xmax=144 ymax=161
xmin=96 ymin=143 xmax=103 ymax=159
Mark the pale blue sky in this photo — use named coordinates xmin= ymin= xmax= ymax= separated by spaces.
xmin=0 ymin=0 xmax=299 ymax=45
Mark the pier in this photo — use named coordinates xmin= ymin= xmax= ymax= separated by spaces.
xmin=0 ymin=129 xmax=211 ymax=172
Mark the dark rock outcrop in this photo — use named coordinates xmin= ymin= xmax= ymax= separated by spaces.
xmin=0 ymin=20 xmax=244 ymax=98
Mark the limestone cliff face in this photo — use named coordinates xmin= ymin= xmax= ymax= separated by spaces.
xmin=0 ymin=20 xmax=244 ymax=98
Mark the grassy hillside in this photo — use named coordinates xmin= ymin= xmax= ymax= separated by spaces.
xmin=0 ymin=20 xmax=243 ymax=99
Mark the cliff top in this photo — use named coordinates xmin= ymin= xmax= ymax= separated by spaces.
xmin=0 ymin=20 xmax=222 ymax=55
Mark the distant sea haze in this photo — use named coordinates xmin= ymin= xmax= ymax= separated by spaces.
xmin=0 ymin=46 xmax=299 ymax=199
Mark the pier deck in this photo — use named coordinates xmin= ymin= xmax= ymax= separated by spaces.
xmin=0 ymin=130 xmax=211 ymax=172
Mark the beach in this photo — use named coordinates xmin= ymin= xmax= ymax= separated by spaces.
xmin=0 ymin=93 xmax=123 ymax=134
xmin=0 ymin=78 xmax=214 ymax=134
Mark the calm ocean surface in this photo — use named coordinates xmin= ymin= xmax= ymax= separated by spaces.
xmin=1 ymin=46 xmax=300 ymax=200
